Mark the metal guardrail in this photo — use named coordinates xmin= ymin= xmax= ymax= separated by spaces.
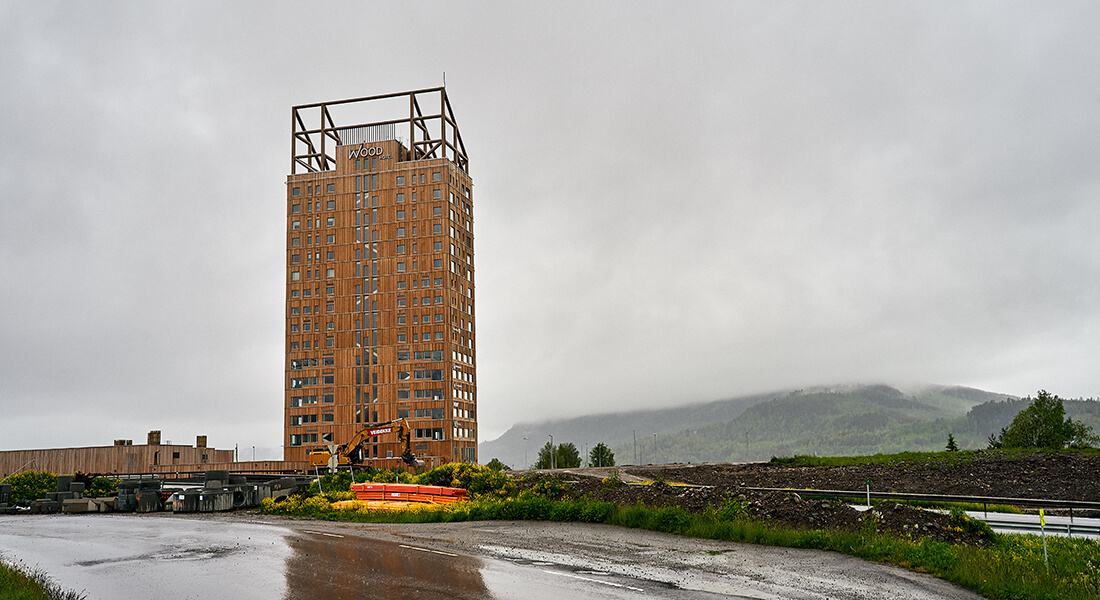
xmin=983 ymin=518 xmax=1100 ymax=537
xmin=739 ymin=487 xmax=1100 ymax=512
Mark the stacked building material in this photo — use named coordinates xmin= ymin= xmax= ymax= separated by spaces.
xmin=350 ymin=483 xmax=467 ymax=504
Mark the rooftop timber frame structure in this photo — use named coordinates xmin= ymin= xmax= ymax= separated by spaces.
xmin=291 ymin=87 xmax=469 ymax=175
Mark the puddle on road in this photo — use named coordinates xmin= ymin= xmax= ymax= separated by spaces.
xmin=284 ymin=530 xmax=491 ymax=600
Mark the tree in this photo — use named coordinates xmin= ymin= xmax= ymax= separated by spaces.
xmin=534 ymin=441 xmax=555 ymax=469
xmin=485 ymin=458 xmax=511 ymax=471
xmin=556 ymin=442 xmax=582 ymax=468
xmin=987 ymin=428 xmax=1006 ymax=449
xmin=1000 ymin=390 xmax=1096 ymax=450
xmin=589 ymin=443 xmax=615 ymax=467
xmin=945 ymin=434 xmax=958 ymax=452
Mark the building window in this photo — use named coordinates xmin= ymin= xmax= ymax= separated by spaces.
xmin=397 ymin=262 xmax=406 ymax=272
xmin=291 ymin=271 xmax=300 ymax=281
xmin=291 ymin=254 xmax=300 ymax=264
xmin=434 ymin=296 xmax=443 ymax=304
xmin=434 ymin=314 xmax=443 ymax=322
xmin=327 ymin=217 xmax=335 ymax=227
xmin=397 ymin=227 xmax=405 ymax=237
xmin=432 ymin=224 xmax=442 ymax=234
xmin=326 ymin=234 xmax=335 ymax=243
xmin=432 ymin=172 xmax=441 ymax=182
xmin=326 ymin=321 xmax=334 ymax=330
xmin=397 ymin=280 xmax=406 ymax=289
xmin=323 ymin=394 xmax=334 ymax=403
xmin=433 ymin=259 xmax=442 ymax=269
xmin=433 ymin=206 xmax=442 ymax=217
xmin=292 ymin=204 xmax=301 ymax=214
xmin=292 ymin=187 xmax=301 ymax=197
xmin=433 ymin=189 xmax=441 ymax=199
xmin=322 ymin=357 xmax=334 ymax=366
xmin=326 ymin=183 xmax=335 ymax=193
xmin=397 ymin=176 xmax=405 ymax=186
xmin=326 ymin=338 xmax=334 ymax=348
xmin=397 ymin=244 xmax=405 ymax=255
xmin=321 ymin=432 xmax=333 ymax=443
xmin=326 ymin=286 xmax=334 ymax=296
xmin=322 ymin=413 xmax=334 ymax=422
xmin=327 ymin=200 xmax=335 ymax=210
xmin=326 ymin=303 xmax=335 ymax=313
xmin=323 ymin=375 xmax=334 ymax=384
xmin=435 ymin=332 xmax=444 ymax=340
xmin=292 ymin=220 xmax=300 ymax=230
xmin=291 ymin=342 xmax=299 ymax=350
xmin=326 ymin=268 xmax=335 ymax=278
xmin=397 ymin=333 xmax=406 ymax=343
xmin=397 ymin=210 xmax=405 ymax=220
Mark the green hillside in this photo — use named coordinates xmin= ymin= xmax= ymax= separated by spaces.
xmin=480 ymin=385 xmax=1099 ymax=467
xmin=610 ymin=384 xmax=1010 ymax=463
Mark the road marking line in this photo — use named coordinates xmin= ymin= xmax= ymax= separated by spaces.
xmin=399 ymin=544 xmax=457 ymax=557
xmin=301 ymin=530 xmax=344 ymax=538
xmin=541 ymin=569 xmax=644 ymax=591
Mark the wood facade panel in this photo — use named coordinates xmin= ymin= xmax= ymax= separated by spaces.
xmin=0 ymin=445 xmax=234 ymax=477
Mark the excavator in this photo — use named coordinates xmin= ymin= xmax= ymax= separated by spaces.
xmin=308 ymin=418 xmax=426 ymax=473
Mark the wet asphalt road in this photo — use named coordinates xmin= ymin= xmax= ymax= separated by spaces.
xmin=0 ymin=513 xmax=981 ymax=599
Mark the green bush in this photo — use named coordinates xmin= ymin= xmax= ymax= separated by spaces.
xmin=4 ymin=471 xmax=56 ymax=503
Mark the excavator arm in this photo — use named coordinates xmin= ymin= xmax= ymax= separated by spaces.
xmin=309 ymin=418 xmax=422 ymax=472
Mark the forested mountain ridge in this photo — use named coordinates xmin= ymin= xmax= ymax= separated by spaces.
xmin=478 ymin=384 xmax=1057 ymax=468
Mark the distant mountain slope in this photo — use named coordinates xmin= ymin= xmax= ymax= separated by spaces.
xmin=478 ymin=391 xmax=787 ymax=469
xmin=479 ymin=384 xmax=1017 ymax=467
xmin=629 ymin=385 xmax=1013 ymax=463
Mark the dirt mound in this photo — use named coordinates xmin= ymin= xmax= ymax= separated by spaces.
xmin=621 ymin=451 xmax=1100 ymax=502
xmin=513 ymin=451 xmax=1090 ymax=545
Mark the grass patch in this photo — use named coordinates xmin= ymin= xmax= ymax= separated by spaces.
xmin=0 ymin=560 xmax=85 ymax=600
xmin=259 ymin=492 xmax=1100 ymax=600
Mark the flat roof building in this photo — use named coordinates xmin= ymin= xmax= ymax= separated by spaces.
xmin=284 ymin=88 xmax=477 ymax=469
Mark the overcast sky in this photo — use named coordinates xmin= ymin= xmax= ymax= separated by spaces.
xmin=2 ymin=2 xmax=1098 ymax=458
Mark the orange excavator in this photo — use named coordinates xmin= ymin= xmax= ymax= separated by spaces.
xmin=308 ymin=418 xmax=425 ymax=473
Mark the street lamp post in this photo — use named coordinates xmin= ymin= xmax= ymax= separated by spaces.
xmin=252 ymin=445 xmax=256 ymax=462
xmin=549 ymin=434 xmax=555 ymax=470
xmin=523 ymin=437 xmax=528 ymax=469
xmin=633 ymin=430 xmax=637 ymax=465
xmin=653 ymin=433 xmax=657 ymax=465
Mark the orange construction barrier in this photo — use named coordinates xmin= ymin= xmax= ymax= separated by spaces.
xmin=350 ymin=483 xmax=467 ymax=504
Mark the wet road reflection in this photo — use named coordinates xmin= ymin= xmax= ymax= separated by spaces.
xmin=285 ymin=529 xmax=490 ymax=600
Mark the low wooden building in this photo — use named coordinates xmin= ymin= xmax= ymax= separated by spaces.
xmin=0 ymin=432 xmax=235 ymax=477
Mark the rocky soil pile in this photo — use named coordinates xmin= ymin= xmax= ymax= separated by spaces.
xmin=628 ymin=451 xmax=1100 ymax=501
xmin=517 ymin=451 xmax=1100 ymax=546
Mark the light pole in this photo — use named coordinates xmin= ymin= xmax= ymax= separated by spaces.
xmin=653 ymin=433 xmax=657 ymax=465
xmin=584 ymin=443 xmax=588 ymax=467
xmin=522 ymin=437 xmax=528 ymax=469
xmin=549 ymin=434 xmax=555 ymax=470
xmin=633 ymin=430 xmax=637 ymax=465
